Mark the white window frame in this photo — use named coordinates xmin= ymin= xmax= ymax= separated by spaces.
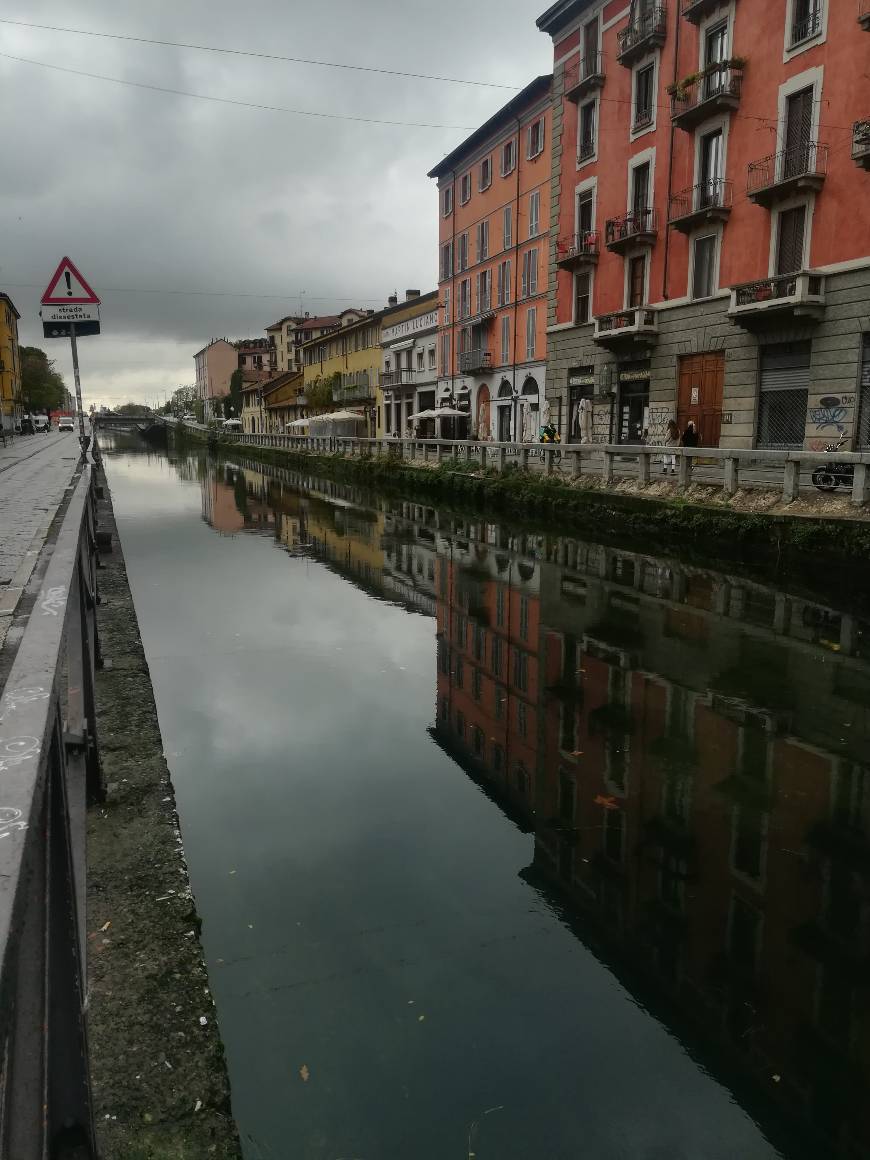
xmin=442 ymin=185 xmax=453 ymax=217
xmin=693 ymin=113 xmax=730 ymax=190
xmin=497 ymin=259 xmax=512 ymax=307
xmin=783 ymin=0 xmax=827 ymax=62
xmin=501 ymin=314 xmax=511 ymax=365
xmin=526 ymin=307 xmax=537 ymax=361
xmin=630 ymin=53 xmax=658 ymax=142
xmin=573 ymin=268 xmax=594 ymax=326
xmin=479 ymin=155 xmax=493 ymax=192
xmin=697 ymin=4 xmax=734 ymax=71
xmin=528 ymin=191 xmax=541 ymax=239
xmin=775 ymin=65 xmax=824 ymax=156
xmin=526 ymin=116 xmax=546 ymax=160
xmin=688 ymin=227 xmax=722 ymax=301
xmin=626 ymin=147 xmax=656 ymax=215
xmin=574 ymin=174 xmax=598 ymax=237
xmin=501 ymin=138 xmax=517 ymax=177
xmin=576 ymin=96 xmax=598 ymax=170
xmin=459 ymin=172 xmax=472 ymax=205
xmin=503 ymin=205 xmax=513 ymax=250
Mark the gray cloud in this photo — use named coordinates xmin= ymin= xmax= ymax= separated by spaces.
xmin=1 ymin=0 xmax=550 ymax=405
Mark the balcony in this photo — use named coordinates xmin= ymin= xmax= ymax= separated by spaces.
xmin=616 ymin=5 xmax=668 ymax=67
xmin=747 ymin=142 xmax=828 ymax=207
xmin=555 ymin=231 xmax=600 ymax=269
xmin=379 ymin=369 xmax=416 ymax=388
xmin=333 ymin=371 xmax=373 ymax=403
xmin=728 ymin=271 xmax=826 ymax=328
xmin=861 ymin=0 xmax=870 ymax=30
xmin=668 ymin=179 xmax=732 ymax=233
xmin=564 ymin=51 xmax=605 ymax=102
xmin=593 ymin=307 xmax=658 ymax=349
xmin=682 ymin=0 xmax=734 ymax=24
xmin=578 ymin=136 xmax=596 ymax=163
xmin=605 ymin=208 xmax=657 ymax=254
xmin=788 ymin=6 xmax=823 ymax=47
xmin=469 ymin=294 xmax=496 ymax=325
xmin=853 ymin=120 xmax=870 ymax=170
xmin=670 ymin=63 xmax=743 ymax=131
xmin=459 ymin=349 xmax=492 ymax=374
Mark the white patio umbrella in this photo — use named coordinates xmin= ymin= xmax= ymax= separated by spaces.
xmin=433 ymin=407 xmax=468 ymax=418
xmin=289 ymin=417 xmax=310 ymax=428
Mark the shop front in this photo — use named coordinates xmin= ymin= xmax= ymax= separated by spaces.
xmin=567 ymin=367 xmax=595 ymax=443
xmin=617 ymin=362 xmax=650 ymax=445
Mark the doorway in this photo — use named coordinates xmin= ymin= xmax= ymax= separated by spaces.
xmin=677 ymin=353 xmax=724 ymax=447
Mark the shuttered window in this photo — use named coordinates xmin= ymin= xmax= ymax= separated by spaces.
xmin=757 ymin=341 xmax=811 ymax=449
xmin=776 ymin=205 xmax=806 ymax=275
xmin=857 ymin=335 xmax=870 ymax=449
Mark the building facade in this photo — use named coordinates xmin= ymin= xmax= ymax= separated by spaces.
xmin=537 ymin=0 xmax=870 ymax=450
xmin=194 ymin=339 xmax=237 ymax=422
xmin=429 ymin=76 xmax=553 ymax=443
xmin=0 ymin=293 xmax=21 ymax=434
xmin=380 ymin=290 xmax=439 ymax=436
xmin=265 ymin=314 xmax=347 ymax=376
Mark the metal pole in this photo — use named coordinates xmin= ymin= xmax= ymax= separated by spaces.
xmin=69 ymin=324 xmax=90 ymax=454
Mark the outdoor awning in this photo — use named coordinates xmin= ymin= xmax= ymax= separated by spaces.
xmin=386 ymin=339 xmax=415 ymax=353
xmin=308 ymin=410 xmax=367 ymax=424
xmin=289 ymin=418 xmax=310 ymax=428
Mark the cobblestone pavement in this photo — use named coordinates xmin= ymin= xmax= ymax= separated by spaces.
xmin=0 ymin=431 xmax=82 ymax=648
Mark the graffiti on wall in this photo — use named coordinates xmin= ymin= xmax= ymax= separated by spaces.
xmin=806 ymin=394 xmax=855 ymax=452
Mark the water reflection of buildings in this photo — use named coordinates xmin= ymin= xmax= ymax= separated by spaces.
xmin=198 ymin=453 xmax=870 ymax=1158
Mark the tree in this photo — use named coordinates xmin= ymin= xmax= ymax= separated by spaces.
xmin=117 ymin=402 xmax=152 ymax=416
xmin=20 ymin=347 xmax=66 ymax=413
xmin=307 ymin=374 xmax=338 ymax=413
xmin=225 ymin=369 xmax=244 ymax=419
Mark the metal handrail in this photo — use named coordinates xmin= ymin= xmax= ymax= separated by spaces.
xmin=731 ymin=270 xmax=825 ymax=307
xmin=790 ymin=7 xmax=822 ymax=45
xmin=556 ymin=231 xmax=600 ymax=263
xmin=747 ymin=141 xmax=828 ymax=194
xmin=670 ymin=64 xmax=743 ymax=117
xmin=459 ymin=349 xmax=492 ymax=373
xmin=668 ymin=178 xmax=733 ymax=220
xmin=564 ymin=50 xmax=605 ymax=94
xmin=0 ymin=464 xmax=102 ymax=1157
xmin=605 ymin=207 xmax=658 ymax=244
xmin=617 ymin=4 xmax=668 ymax=57
xmin=595 ymin=307 xmax=657 ymax=333
xmin=853 ymin=120 xmax=870 ymax=157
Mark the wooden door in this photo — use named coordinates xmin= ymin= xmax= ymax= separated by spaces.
xmin=677 ymin=353 xmax=725 ymax=447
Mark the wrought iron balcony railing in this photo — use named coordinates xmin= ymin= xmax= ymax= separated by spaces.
xmin=593 ymin=307 xmax=658 ymax=346
xmin=555 ymin=231 xmax=600 ymax=268
xmin=605 ymin=208 xmax=657 ymax=252
xmin=380 ymin=370 xmax=416 ymax=387
xmin=790 ymin=5 xmax=823 ymax=46
xmin=564 ymin=51 xmax=606 ymax=101
xmin=668 ymin=179 xmax=732 ymax=231
xmin=670 ymin=64 xmax=743 ymax=130
xmin=853 ymin=119 xmax=870 ymax=169
xmin=617 ymin=5 xmax=668 ymax=65
xmin=459 ymin=349 xmax=492 ymax=374
xmin=747 ymin=142 xmax=828 ymax=205
xmin=579 ymin=136 xmax=596 ymax=162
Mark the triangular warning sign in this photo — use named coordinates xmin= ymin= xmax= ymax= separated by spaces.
xmin=41 ymin=257 xmax=100 ymax=306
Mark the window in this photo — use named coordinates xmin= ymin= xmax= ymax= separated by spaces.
xmin=444 ymin=286 xmax=451 ymax=325
xmin=503 ymin=205 xmax=513 ymax=250
xmin=459 ymin=172 xmax=472 ymax=204
xmin=784 ymin=87 xmax=814 ymax=175
xmin=479 ymin=155 xmax=492 ymax=191
xmin=528 ymin=191 xmax=541 ymax=238
xmin=699 ymin=130 xmax=724 ymax=205
xmin=440 ymin=241 xmax=453 ymax=281
xmin=790 ymin=0 xmax=823 ymax=47
xmin=517 ymin=700 xmax=527 ymax=738
xmin=692 ymin=234 xmax=717 ymax=299
xmin=527 ymin=117 xmax=545 ymax=159
xmin=574 ymin=271 xmax=592 ymax=323
xmin=513 ymin=649 xmax=528 ymax=692
xmin=472 ymin=667 xmax=483 ymax=702
xmin=473 ymin=625 xmax=485 ymax=661
xmin=526 ymin=307 xmax=537 ymax=360
xmin=476 ymin=269 xmax=492 ymax=313
xmin=442 ymin=186 xmax=453 ymax=217
xmin=440 ymin=333 xmax=450 ymax=375
xmin=456 ymin=709 xmax=465 ymax=737
xmin=501 ymin=138 xmax=517 ymax=176
xmin=628 ymin=254 xmax=646 ymax=308
xmin=579 ymin=100 xmax=596 ymax=162
xmin=492 ymin=635 xmax=503 ymax=676
xmin=577 ymin=192 xmax=594 ymax=237
xmin=416 ymin=349 xmax=425 ymax=372
xmin=501 ymin=315 xmax=511 ymax=364
xmin=496 ymin=586 xmax=506 ymax=626
xmin=497 ymin=259 xmax=510 ymax=307
xmin=519 ymin=596 xmax=529 ymax=640
xmin=776 ymin=205 xmax=806 ymax=275
xmin=521 ymin=248 xmax=539 ymax=298
xmin=454 ymin=656 xmax=464 ymax=688
xmin=495 ymin=687 xmax=506 ymax=720
xmin=632 ymin=162 xmax=651 ymax=217
xmin=428 ymin=346 xmax=436 ymax=370
xmin=633 ymin=63 xmax=655 ymax=132
xmin=458 ymin=232 xmax=469 ymax=271
xmin=459 ymin=278 xmax=471 ymax=319
xmin=476 ymin=220 xmax=490 ymax=261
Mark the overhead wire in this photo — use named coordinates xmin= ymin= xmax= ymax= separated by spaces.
xmin=0 ymin=51 xmax=479 ymax=130
xmin=0 ymin=17 xmax=521 ymax=90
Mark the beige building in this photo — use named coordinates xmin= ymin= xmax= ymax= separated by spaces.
xmin=194 ymin=339 xmax=237 ymax=421
xmin=265 ymin=313 xmax=349 ymax=376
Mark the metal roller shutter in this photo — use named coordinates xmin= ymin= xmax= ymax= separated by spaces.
xmin=757 ymin=342 xmax=810 ymax=449
xmin=858 ymin=335 xmax=870 ymax=450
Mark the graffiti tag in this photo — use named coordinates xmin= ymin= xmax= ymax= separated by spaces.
xmin=40 ymin=586 xmax=67 ymax=617
xmin=0 ymin=807 xmax=28 ymax=840
xmin=0 ymin=736 xmax=41 ymax=774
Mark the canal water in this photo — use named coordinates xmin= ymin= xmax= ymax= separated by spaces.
xmin=101 ymin=435 xmax=870 ymax=1160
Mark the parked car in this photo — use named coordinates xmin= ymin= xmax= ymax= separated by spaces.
xmin=58 ymin=415 xmax=75 ymax=431
xmin=29 ymin=413 xmax=50 ymax=432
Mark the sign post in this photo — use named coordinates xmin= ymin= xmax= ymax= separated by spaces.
xmin=40 ymin=257 xmax=101 ymax=455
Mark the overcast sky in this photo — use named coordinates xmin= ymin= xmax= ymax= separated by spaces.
xmin=0 ymin=1 xmax=551 ymax=407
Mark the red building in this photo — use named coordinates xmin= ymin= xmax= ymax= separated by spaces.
xmin=536 ymin=0 xmax=870 ymax=450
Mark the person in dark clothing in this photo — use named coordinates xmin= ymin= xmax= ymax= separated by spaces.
xmin=681 ymin=420 xmax=699 ymax=448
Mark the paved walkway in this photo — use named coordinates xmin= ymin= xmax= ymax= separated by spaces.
xmin=0 ymin=431 xmax=82 ymax=648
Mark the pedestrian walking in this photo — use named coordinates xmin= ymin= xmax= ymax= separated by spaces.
xmin=663 ymin=419 xmax=680 ymax=474
xmin=681 ymin=420 xmax=699 ymax=448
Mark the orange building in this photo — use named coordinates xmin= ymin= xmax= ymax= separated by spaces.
xmin=537 ymin=0 xmax=870 ymax=451
xmin=428 ymin=76 xmax=553 ymax=442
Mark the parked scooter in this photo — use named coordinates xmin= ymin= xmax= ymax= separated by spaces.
xmin=811 ymin=432 xmax=854 ymax=492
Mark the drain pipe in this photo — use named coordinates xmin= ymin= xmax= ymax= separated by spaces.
xmin=661 ymin=4 xmax=682 ymax=302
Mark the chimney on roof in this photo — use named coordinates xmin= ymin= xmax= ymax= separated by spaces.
xmin=388 ymin=293 xmax=398 ymax=307
xmin=405 ymin=290 xmax=421 ymax=300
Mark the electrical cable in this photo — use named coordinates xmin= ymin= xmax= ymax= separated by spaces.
xmin=0 ymin=51 xmax=479 ymax=130
xmin=0 ymin=17 xmax=521 ymax=90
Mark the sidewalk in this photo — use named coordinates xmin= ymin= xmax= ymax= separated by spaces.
xmin=0 ymin=430 xmax=82 ymax=651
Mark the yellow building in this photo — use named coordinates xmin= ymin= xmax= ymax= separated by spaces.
xmin=302 ymin=305 xmax=399 ymax=437
xmin=0 ymin=293 xmax=22 ymax=434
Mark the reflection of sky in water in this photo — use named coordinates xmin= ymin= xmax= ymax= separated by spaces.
xmin=105 ymin=444 xmax=788 ymax=1160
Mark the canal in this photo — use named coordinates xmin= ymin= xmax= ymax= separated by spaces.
xmin=101 ymin=434 xmax=870 ymax=1160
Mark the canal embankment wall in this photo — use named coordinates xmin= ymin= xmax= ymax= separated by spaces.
xmin=176 ymin=425 xmax=870 ymax=569
xmin=88 ymin=462 xmax=240 ymax=1159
